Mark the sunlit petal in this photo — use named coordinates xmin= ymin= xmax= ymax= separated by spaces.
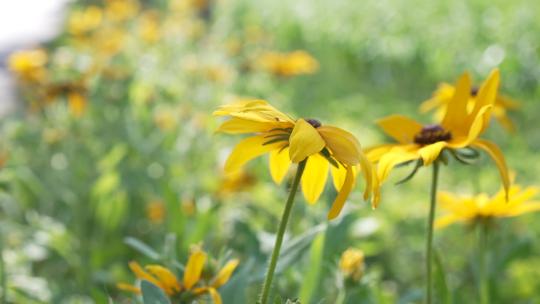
xmin=471 ymin=139 xmax=510 ymax=199
xmin=441 ymin=72 xmax=471 ymax=134
xmin=289 ymin=119 xmax=325 ymax=163
xmin=376 ymin=115 xmax=423 ymax=144
xmin=418 ymin=142 xmax=447 ymax=166
xmin=212 ymin=259 xmax=240 ymax=288
xmin=224 ymin=135 xmax=280 ymax=173
xmin=183 ymin=250 xmax=207 ymax=289
xmin=301 ymin=154 xmax=329 ymax=204
xmin=317 ymin=125 xmax=361 ymax=165
xmin=377 ymin=147 xmax=419 ymax=183
xmin=327 ymin=166 xmax=355 ymax=220
xmin=269 ymin=147 xmax=290 ymax=184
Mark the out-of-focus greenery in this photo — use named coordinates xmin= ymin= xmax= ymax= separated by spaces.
xmin=0 ymin=0 xmax=539 ymax=303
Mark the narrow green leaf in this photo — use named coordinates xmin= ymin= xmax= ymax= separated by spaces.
xmin=124 ymin=237 xmax=161 ymax=260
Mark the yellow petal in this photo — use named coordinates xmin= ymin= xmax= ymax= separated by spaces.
xmin=213 ymin=99 xmax=294 ymax=123
xmin=317 ymin=125 xmax=362 ymax=166
xmin=301 ymin=154 xmax=329 ymax=204
xmin=376 ymin=115 xmax=423 ymax=144
xmin=365 ymin=144 xmax=396 ymax=162
xmin=418 ymin=142 xmax=447 ymax=166
xmin=117 ymin=282 xmax=141 ymax=294
xmin=441 ymin=72 xmax=471 ymax=133
xmin=224 ymin=135 xmax=280 ymax=173
xmin=507 ymin=202 xmax=540 ymax=217
xmin=269 ymin=147 xmax=290 ymax=184
xmin=469 ymin=69 xmax=500 ymax=126
xmin=289 ymin=119 xmax=325 ymax=163
xmin=212 ymin=259 xmax=240 ymax=288
xmin=434 ymin=214 xmax=463 ymax=229
xmin=216 ymin=117 xmax=282 ymax=134
xmin=331 ymin=162 xmax=348 ymax=191
xmin=358 ymin=151 xmax=374 ymax=202
xmin=145 ymin=265 xmax=181 ymax=294
xmin=208 ymin=287 xmax=223 ymax=304
xmin=327 ymin=165 xmax=355 ymax=220
xmin=471 ymin=139 xmax=510 ymax=199
xmin=376 ymin=147 xmax=419 ymax=183
xmin=128 ymin=261 xmax=163 ymax=289
xmin=183 ymin=250 xmax=207 ymax=289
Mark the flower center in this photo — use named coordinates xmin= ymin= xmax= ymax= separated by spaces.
xmin=306 ymin=118 xmax=322 ymax=128
xmin=414 ymin=124 xmax=451 ymax=145
xmin=470 ymin=86 xmax=479 ymax=97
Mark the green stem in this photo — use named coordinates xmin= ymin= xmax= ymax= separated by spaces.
xmin=426 ymin=162 xmax=440 ymax=304
xmin=0 ymin=233 xmax=6 ymax=303
xmin=258 ymin=160 xmax=306 ymax=304
xmin=479 ymin=222 xmax=490 ymax=304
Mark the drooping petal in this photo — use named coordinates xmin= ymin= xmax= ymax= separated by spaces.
xmin=301 ymin=154 xmax=329 ymax=204
xmin=212 ymin=259 xmax=240 ymax=288
xmin=327 ymin=165 xmax=355 ymax=220
xmin=417 ymin=142 xmax=447 ymax=166
xmin=289 ymin=119 xmax=325 ymax=163
xmin=269 ymin=147 xmax=290 ymax=184
xmin=471 ymin=139 xmax=510 ymax=199
xmin=441 ymin=72 xmax=472 ymax=134
xmin=183 ymin=250 xmax=207 ymax=290
xmin=224 ymin=135 xmax=280 ymax=173
xmin=145 ymin=265 xmax=181 ymax=294
xmin=317 ymin=125 xmax=362 ymax=165
xmin=358 ymin=151 xmax=375 ymax=204
xmin=376 ymin=147 xmax=419 ymax=183
xmin=365 ymin=144 xmax=397 ymax=162
xmin=330 ymin=162 xmax=348 ymax=191
xmin=208 ymin=287 xmax=222 ymax=304
xmin=376 ymin=115 xmax=423 ymax=144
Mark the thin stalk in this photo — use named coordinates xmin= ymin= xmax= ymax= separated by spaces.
xmin=258 ymin=160 xmax=306 ymax=304
xmin=0 ymin=233 xmax=6 ymax=303
xmin=426 ymin=162 xmax=440 ymax=304
xmin=479 ymin=222 xmax=490 ymax=304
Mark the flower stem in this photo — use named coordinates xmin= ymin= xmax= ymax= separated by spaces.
xmin=258 ymin=160 xmax=306 ymax=304
xmin=479 ymin=222 xmax=490 ymax=304
xmin=426 ymin=161 xmax=440 ymax=304
xmin=0 ymin=233 xmax=6 ymax=303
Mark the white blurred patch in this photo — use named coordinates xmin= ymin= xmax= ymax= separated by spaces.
xmin=351 ymin=217 xmax=380 ymax=237
xmin=480 ymin=44 xmax=505 ymax=69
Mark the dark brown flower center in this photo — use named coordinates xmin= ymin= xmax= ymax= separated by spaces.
xmin=414 ymin=124 xmax=451 ymax=145
xmin=306 ymin=118 xmax=322 ymax=128
xmin=470 ymin=86 xmax=479 ymax=97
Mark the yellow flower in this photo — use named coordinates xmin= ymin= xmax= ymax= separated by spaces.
xmin=118 ymin=248 xmax=239 ymax=304
xmin=105 ymin=0 xmax=139 ymax=22
xmin=420 ymin=81 xmax=520 ymax=132
xmin=339 ymin=248 xmax=365 ymax=281
xmin=367 ymin=69 xmax=510 ymax=198
xmin=258 ymin=51 xmax=319 ymax=77
xmin=214 ymin=99 xmax=376 ymax=219
xmin=68 ymin=92 xmax=87 ymax=117
xmin=435 ymin=184 xmax=540 ymax=229
xmin=68 ymin=6 xmax=103 ymax=36
xmin=217 ymin=170 xmax=256 ymax=197
xmin=146 ymin=200 xmax=166 ymax=224
xmin=138 ymin=10 xmax=161 ymax=43
xmin=7 ymin=49 xmax=48 ymax=82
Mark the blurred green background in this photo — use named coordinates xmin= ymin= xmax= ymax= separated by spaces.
xmin=0 ymin=0 xmax=539 ymax=303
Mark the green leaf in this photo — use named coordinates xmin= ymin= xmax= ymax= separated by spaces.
xmin=124 ymin=237 xmax=161 ymax=260
xmin=220 ymin=259 xmax=255 ymax=304
xmin=141 ymin=280 xmax=170 ymax=304
xmin=433 ymin=249 xmax=451 ymax=304
xmin=299 ymin=233 xmax=325 ymax=304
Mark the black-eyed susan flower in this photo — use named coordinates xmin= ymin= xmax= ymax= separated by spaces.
xmin=214 ymin=99 xmax=375 ymax=219
xmin=435 ymin=184 xmax=540 ymax=229
xmin=7 ymin=49 xmax=48 ymax=82
xmin=420 ymin=81 xmax=520 ymax=132
xmin=339 ymin=248 xmax=365 ymax=282
xmin=258 ymin=51 xmax=319 ymax=77
xmin=118 ymin=248 xmax=239 ymax=304
xmin=367 ymin=69 xmax=510 ymax=198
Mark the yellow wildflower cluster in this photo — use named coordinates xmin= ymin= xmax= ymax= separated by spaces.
xmin=118 ymin=247 xmax=239 ymax=303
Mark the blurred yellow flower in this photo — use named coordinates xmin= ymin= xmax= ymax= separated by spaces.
xmin=138 ymin=10 xmax=161 ymax=43
xmin=435 ymin=184 xmax=540 ymax=229
xmin=258 ymin=50 xmax=319 ymax=77
xmin=339 ymin=248 xmax=365 ymax=281
xmin=146 ymin=200 xmax=166 ymax=224
xmin=118 ymin=248 xmax=239 ymax=304
xmin=214 ymin=99 xmax=376 ymax=219
xmin=68 ymin=6 xmax=103 ymax=36
xmin=105 ymin=0 xmax=139 ymax=22
xmin=217 ymin=170 xmax=256 ymax=197
xmin=420 ymin=82 xmax=520 ymax=132
xmin=8 ymin=49 xmax=48 ymax=82
xmin=68 ymin=92 xmax=87 ymax=117
xmin=367 ymin=69 xmax=510 ymax=198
